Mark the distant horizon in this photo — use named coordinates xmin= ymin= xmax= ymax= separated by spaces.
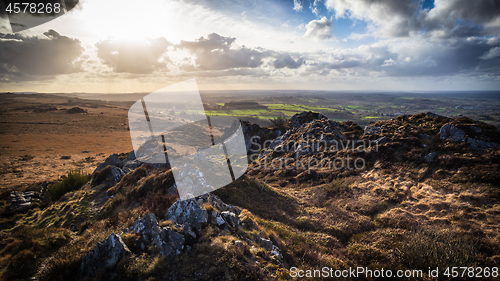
xmin=3 ymin=90 xmax=500 ymax=95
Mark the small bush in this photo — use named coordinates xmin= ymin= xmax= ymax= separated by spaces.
xmin=269 ymin=116 xmax=289 ymax=132
xmin=49 ymin=170 xmax=89 ymax=201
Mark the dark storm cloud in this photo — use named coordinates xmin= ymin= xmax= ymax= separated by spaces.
xmin=0 ymin=30 xmax=83 ymax=82
xmin=176 ymin=33 xmax=273 ymax=71
xmin=95 ymin=37 xmax=171 ymax=74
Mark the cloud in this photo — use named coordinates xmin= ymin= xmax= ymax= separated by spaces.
xmin=480 ymin=46 xmax=500 ymax=60
xmin=302 ymin=36 xmax=500 ymax=77
xmin=324 ymin=0 xmax=500 ymax=38
xmin=273 ymin=55 xmax=305 ymax=69
xmin=304 ymin=17 xmax=333 ymax=40
xmin=310 ymin=0 xmax=319 ymax=15
xmin=0 ymin=30 xmax=83 ymax=82
xmin=293 ymin=0 xmax=303 ymax=12
xmin=95 ymin=37 xmax=171 ymax=74
xmin=176 ymin=33 xmax=272 ymax=71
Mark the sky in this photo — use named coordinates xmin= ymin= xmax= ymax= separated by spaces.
xmin=0 ymin=0 xmax=499 ymax=93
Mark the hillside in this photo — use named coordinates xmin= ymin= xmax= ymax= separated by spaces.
xmin=1 ymin=111 xmax=500 ymax=280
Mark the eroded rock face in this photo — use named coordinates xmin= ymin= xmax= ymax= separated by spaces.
xmin=165 ymin=199 xmax=208 ymax=233
xmin=80 ymin=233 xmax=130 ymax=278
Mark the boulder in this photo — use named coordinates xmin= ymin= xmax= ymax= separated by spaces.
xmin=80 ymin=233 xmax=130 ymax=278
xmin=440 ymin=124 xmax=466 ymax=142
xmin=158 ymin=227 xmax=185 ymax=256
xmin=165 ymin=199 xmax=208 ymax=233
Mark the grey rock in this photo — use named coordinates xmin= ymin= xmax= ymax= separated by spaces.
xmin=92 ymin=154 xmax=122 ymax=176
xmin=253 ymin=235 xmax=274 ymax=251
xmin=234 ymin=240 xmax=244 ymax=247
xmin=470 ymin=126 xmax=482 ymax=134
xmin=80 ymin=233 xmax=130 ymax=278
xmin=210 ymin=209 xmax=226 ymax=226
xmin=127 ymin=150 xmax=136 ymax=161
xmin=182 ymin=223 xmax=197 ymax=243
xmin=124 ymin=213 xmax=162 ymax=247
xmin=159 ymin=227 xmax=185 ymax=256
xmin=424 ymin=152 xmax=436 ymax=162
xmin=109 ymin=167 xmax=125 ymax=185
xmin=122 ymin=159 xmax=143 ymax=170
xmin=165 ymin=199 xmax=208 ymax=233
xmin=467 ymin=138 xmax=500 ymax=150
xmin=204 ymin=193 xmax=241 ymax=215
xmin=439 ymin=124 xmax=451 ymax=139
xmin=10 ymin=191 xmax=38 ymax=211
xmin=270 ymin=245 xmax=283 ymax=264
xmin=221 ymin=211 xmax=240 ymax=231
xmin=124 ymin=213 xmax=185 ymax=256
xmin=440 ymin=123 xmax=466 ymax=142
xmin=364 ymin=125 xmax=383 ymax=136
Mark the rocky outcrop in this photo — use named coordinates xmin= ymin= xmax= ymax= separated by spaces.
xmin=80 ymin=233 xmax=130 ymax=278
xmin=123 ymin=213 xmax=185 ymax=256
xmin=439 ymin=122 xmax=500 ymax=149
xmin=165 ymin=199 xmax=208 ymax=233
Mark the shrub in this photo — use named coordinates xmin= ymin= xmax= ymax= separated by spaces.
xmin=269 ymin=116 xmax=289 ymax=132
xmin=49 ymin=170 xmax=89 ymax=201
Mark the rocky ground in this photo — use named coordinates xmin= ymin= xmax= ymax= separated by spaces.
xmin=1 ymin=111 xmax=500 ymax=280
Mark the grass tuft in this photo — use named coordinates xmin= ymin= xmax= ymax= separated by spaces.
xmin=48 ymin=170 xmax=89 ymax=202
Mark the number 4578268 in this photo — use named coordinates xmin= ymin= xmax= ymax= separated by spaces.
xmin=5 ymin=2 xmax=62 ymax=14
